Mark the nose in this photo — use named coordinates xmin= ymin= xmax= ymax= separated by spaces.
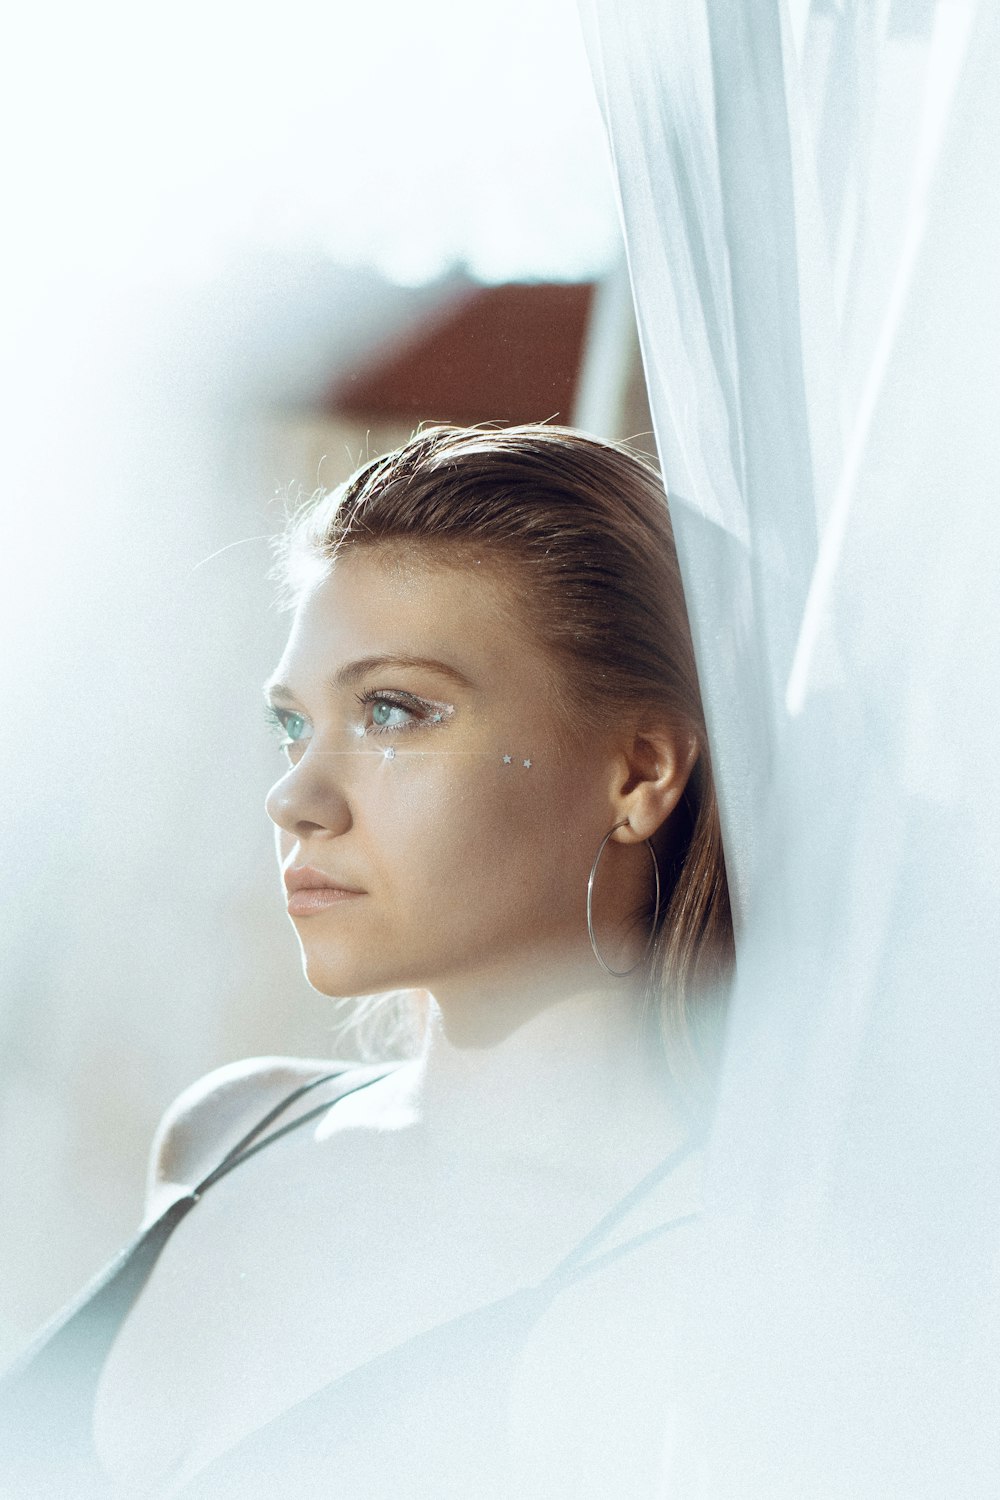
xmin=265 ymin=751 xmax=352 ymax=841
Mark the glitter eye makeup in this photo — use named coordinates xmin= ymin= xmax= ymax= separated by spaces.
xmin=354 ymin=689 xmax=454 ymax=737
xmin=265 ymin=688 xmax=454 ymax=763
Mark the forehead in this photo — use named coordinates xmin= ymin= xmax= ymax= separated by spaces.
xmin=280 ymin=547 xmax=552 ymax=691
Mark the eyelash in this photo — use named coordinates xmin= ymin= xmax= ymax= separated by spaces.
xmin=264 ymin=690 xmax=446 ymax=750
xmin=264 ymin=704 xmax=307 ymax=749
xmin=353 ymin=688 xmax=438 ymax=735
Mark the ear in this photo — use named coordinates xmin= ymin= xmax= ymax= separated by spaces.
xmin=610 ymin=724 xmax=700 ymax=845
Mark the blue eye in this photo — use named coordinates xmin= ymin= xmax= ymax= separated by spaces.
xmin=371 ymin=699 xmax=413 ymax=729
xmin=265 ymin=705 xmax=312 ymax=757
xmin=356 ymin=689 xmax=450 ymax=735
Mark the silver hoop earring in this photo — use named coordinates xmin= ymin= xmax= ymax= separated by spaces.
xmin=586 ymin=819 xmax=662 ymax=978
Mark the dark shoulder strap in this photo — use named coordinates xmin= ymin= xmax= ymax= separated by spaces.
xmin=0 ymin=1066 xmax=395 ymax=1495
xmin=192 ymin=1064 xmax=400 ymax=1197
xmin=192 ymin=1066 xmax=361 ymax=1195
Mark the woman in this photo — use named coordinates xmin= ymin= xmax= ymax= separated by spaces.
xmin=0 ymin=424 xmax=733 ymax=1497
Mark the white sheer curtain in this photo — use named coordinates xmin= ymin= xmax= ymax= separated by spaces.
xmin=580 ymin=2 xmax=1000 ymax=1493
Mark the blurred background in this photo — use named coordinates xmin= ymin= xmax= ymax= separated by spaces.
xmin=0 ymin=0 xmax=656 ymax=1358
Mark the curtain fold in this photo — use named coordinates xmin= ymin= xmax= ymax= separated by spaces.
xmin=580 ymin=2 xmax=1000 ymax=1492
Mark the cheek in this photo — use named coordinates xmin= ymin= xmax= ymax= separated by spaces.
xmin=360 ymin=752 xmax=581 ymax=920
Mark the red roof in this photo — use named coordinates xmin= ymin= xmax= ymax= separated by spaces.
xmin=327 ymin=281 xmax=595 ymax=427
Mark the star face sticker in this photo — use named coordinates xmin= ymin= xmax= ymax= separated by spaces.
xmin=383 ymin=747 xmax=396 ymax=760
xmin=502 ymin=754 xmax=512 ymax=765
xmin=522 ymin=759 xmax=532 ymax=769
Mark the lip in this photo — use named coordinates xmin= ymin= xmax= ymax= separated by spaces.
xmin=283 ymin=864 xmax=366 ymax=917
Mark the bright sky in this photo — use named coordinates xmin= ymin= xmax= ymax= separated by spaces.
xmin=2 ymin=0 xmax=619 ymax=292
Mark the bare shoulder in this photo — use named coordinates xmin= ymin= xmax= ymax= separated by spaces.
xmin=144 ymin=1055 xmax=387 ymax=1219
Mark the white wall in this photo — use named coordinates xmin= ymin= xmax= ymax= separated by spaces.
xmin=0 ymin=260 xmax=446 ymax=1360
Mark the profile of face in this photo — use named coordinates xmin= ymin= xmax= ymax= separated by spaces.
xmin=264 ymin=547 xmax=660 ymax=1012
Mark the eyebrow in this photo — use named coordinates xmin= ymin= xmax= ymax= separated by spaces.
xmin=263 ymin=653 xmax=474 ymax=705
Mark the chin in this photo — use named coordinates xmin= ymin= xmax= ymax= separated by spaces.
xmin=299 ymin=949 xmax=402 ymax=1001
xmin=302 ymin=962 xmax=368 ymax=999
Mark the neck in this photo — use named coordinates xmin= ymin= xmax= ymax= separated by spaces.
xmin=408 ymin=967 xmax=686 ymax=1181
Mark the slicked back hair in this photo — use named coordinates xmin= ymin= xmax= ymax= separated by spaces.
xmin=279 ymin=425 xmax=734 ymax=1079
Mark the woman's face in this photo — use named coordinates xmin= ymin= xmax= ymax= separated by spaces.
xmin=264 ymin=546 xmax=625 ymax=1008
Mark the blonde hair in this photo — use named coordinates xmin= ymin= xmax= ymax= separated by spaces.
xmin=280 ymin=424 xmax=734 ymax=1073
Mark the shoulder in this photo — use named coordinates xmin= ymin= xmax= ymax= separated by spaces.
xmin=144 ymin=1055 xmax=380 ymax=1220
